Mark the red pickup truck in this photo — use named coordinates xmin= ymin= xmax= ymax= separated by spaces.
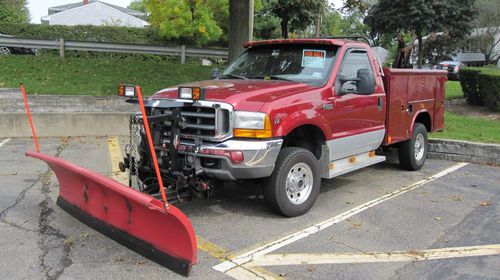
xmin=121 ymin=38 xmax=447 ymax=217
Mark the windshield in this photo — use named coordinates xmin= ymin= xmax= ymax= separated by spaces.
xmin=220 ymin=44 xmax=338 ymax=86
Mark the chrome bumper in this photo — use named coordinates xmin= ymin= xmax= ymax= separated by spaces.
xmin=183 ymin=139 xmax=283 ymax=180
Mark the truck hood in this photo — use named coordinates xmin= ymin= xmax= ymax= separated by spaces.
xmin=152 ymin=80 xmax=314 ymax=111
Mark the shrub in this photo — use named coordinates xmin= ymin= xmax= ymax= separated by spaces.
xmin=477 ymin=70 xmax=500 ymax=111
xmin=459 ymin=68 xmax=482 ymax=105
xmin=0 ymin=22 xmax=226 ymax=47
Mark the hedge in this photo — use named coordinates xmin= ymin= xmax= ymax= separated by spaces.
xmin=0 ymin=22 xmax=226 ymax=47
xmin=459 ymin=67 xmax=500 ymax=111
xmin=477 ymin=70 xmax=500 ymax=111
xmin=459 ymin=68 xmax=482 ymax=105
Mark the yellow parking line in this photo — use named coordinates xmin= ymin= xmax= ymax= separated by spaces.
xmin=196 ymin=236 xmax=282 ymax=279
xmin=107 ymin=136 xmax=128 ymax=185
xmin=197 ymin=236 xmax=232 ymax=260
xmin=248 ymin=244 xmax=500 ymax=267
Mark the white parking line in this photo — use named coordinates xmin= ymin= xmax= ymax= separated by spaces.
xmin=247 ymin=244 xmax=500 ymax=266
xmin=213 ymin=162 xmax=469 ymax=274
xmin=0 ymin=138 xmax=11 ymax=148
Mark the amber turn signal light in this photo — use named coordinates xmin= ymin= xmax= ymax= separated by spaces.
xmin=118 ymin=84 xmax=137 ymax=98
xmin=178 ymin=87 xmax=205 ymax=101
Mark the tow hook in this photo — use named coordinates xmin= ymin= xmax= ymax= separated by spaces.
xmin=119 ymin=157 xmax=129 ymax=172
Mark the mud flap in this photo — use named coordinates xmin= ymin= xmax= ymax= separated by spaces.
xmin=27 ymin=151 xmax=197 ymax=276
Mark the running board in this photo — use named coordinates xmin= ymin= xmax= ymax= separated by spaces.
xmin=325 ymin=151 xmax=386 ymax=179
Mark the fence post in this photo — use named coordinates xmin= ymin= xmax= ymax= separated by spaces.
xmin=181 ymin=45 xmax=186 ymax=64
xmin=59 ymin=38 xmax=65 ymax=59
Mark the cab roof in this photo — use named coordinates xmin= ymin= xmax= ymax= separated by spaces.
xmin=244 ymin=38 xmax=365 ymax=48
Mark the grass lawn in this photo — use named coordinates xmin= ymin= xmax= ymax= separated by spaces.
xmin=430 ymin=111 xmax=500 ymax=144
xmin=445 ymin=81 xmax=463 ymax=100
xmin=0 ymin=55 xmax=212 ymax=95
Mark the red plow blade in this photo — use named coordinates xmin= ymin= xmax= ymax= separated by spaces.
xmin=27 ymin=151 xmax=197 ymax=276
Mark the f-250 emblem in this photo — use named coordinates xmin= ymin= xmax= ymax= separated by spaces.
xmin=322 ymin=103 xmax=334 ymax=110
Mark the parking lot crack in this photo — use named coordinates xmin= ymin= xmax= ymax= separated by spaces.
xmin=330 ymin=239 xmax=370 ymax=255
xmin=36 ymin=142 xmax=73 ymax=280
xmin=0 ymin=174 xmax=43 ymax=220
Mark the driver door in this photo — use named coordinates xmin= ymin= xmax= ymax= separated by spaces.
xmin=328 ymin=49 xmax=385 ymax=160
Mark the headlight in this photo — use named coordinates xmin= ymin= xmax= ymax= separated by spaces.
xmin=233 ymin=111 xmax=272 ymax=138
xmin=178 ymin=87 xmax=204 ymax=100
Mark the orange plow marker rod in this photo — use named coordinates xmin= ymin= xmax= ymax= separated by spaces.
xmin=135 ymin=86 xmax=169 ymax=209
xmin=20 ymin=84 xmax=40 ymax=153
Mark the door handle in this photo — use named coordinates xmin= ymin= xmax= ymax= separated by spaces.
xmin=407 ymin=104 xmax=413 ymax=114
xmin=377 ymin=96 xmax=383 ymax=111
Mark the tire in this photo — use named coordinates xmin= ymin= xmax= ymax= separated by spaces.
xmin=0 ymin=47 xmax=12 ymax=55
xmin=398 ymin=123 xmax=428 ymax=171
xmin=264 ymin=147 xmax=321 ymax=217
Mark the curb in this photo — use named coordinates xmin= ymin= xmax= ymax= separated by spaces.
xmin=0 ymin=90 xmax=136 ymax=113
xmin=428 ymin=138 xmax=499 ymax=166
xmin=0 ymin=93 xmax=134 ymax=137
xmin=1 ymin=112 xmax=130 ymax=137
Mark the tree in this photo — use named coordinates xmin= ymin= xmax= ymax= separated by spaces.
xmin=127 ymin=0 xmax=147 ymax=13
xmin=422 ymin=33 xmax=457 ymax=65
xmin=468 ymin=0 xmax=500 ymax=64
xmin=320 ymin=4 xmax=342 ymax=37
xmin=205 ymin=0 xmax=230 ymax=42
xmin=341 ymin=0 xmax=376 ymax=14
xmin=0 ymin=0 xmax=29 ymax=23
xmin=365 ymin=0 xmax=476 ymax=68
xmin=254 ymin=0 xmax=281 ymax=39
xmin=269 ymin=0 xmax=325 ymax=39
xmin=145 ymin=0 xmax=222 ymax=46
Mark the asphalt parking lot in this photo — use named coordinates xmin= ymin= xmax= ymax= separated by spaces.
xmin=0 ymin=136 xmax=499 ymax=280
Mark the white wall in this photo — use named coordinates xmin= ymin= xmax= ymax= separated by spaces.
xmin=41 ymin=2 xmax=148 ymax=28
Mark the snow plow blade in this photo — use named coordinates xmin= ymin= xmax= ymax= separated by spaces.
xmin=26 ymin=151 xmax=197 ymax=276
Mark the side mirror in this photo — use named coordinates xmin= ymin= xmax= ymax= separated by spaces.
xmin=337 ymin=75 xmax=359 ymax=96
xmin=356 ymin=69 xmax=375 ymax=95
xmin=210 ymin=68 xmax=219 ymax=79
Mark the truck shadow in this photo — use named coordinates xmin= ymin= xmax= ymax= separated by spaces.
xmin=177 ymin=175 xmax=357 ymax=218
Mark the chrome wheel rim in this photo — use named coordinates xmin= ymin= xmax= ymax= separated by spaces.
xmin=0 ymin=47 xmax=11 ymax=55
xmin=285 ymin=162 xmax=313 ymax=205
xmin=414 ymin=134 xmax=425 ymax=161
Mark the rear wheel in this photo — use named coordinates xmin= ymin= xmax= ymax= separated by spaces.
xmin=264 ymin=147 xmax=320 ymax=217
xmin=398 ymin=123 xmax=428 ymax=171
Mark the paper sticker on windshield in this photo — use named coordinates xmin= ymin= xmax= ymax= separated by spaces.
xmin=302 ymin=49 xmax=326 ymax=68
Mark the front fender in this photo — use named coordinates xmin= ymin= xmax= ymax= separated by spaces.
xmin=272 ymin=107 xmax=331 ymax=138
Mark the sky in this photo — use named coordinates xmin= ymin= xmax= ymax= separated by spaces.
xmin=28 ymin=0 xmax=344 ymax=24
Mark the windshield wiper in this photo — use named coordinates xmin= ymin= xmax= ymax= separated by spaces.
xmin=251 ymin=75 xmax=297 ymax=83
xmin=218 ymin=74 xmax=248 ymax=80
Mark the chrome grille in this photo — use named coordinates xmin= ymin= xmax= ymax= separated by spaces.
xmin=151 ymin=105 xmax=230 ymax=143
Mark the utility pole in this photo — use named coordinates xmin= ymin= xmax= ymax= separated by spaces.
xmin=315 ymin=2 xmax=324 ymax=37
xmin=228 ymin=0 xmax=254 ymax=63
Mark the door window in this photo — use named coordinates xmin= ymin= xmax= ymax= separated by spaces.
xmin=337 ymin=50 xmax=374 ymax=94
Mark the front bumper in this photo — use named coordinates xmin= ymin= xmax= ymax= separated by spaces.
xmin=181 ymin=138 xmax=283 ymax=181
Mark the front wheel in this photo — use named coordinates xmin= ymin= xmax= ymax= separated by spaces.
xmin=0 ymin=47 xmax=12 ymax=55
xmin=398 ymin=123 xmax=428 ymax=171
xmin=264 ymin=147 xmax=320 ymax=217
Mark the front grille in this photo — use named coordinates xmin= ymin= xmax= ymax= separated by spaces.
xmin=151 ymin=105 xmax=230 ymax=143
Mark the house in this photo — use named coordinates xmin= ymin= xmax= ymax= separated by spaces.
xmin=452 ymin=52 xmax=486 ymax=67
xmin=41 ymin=1 xmax=149 ymax=28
